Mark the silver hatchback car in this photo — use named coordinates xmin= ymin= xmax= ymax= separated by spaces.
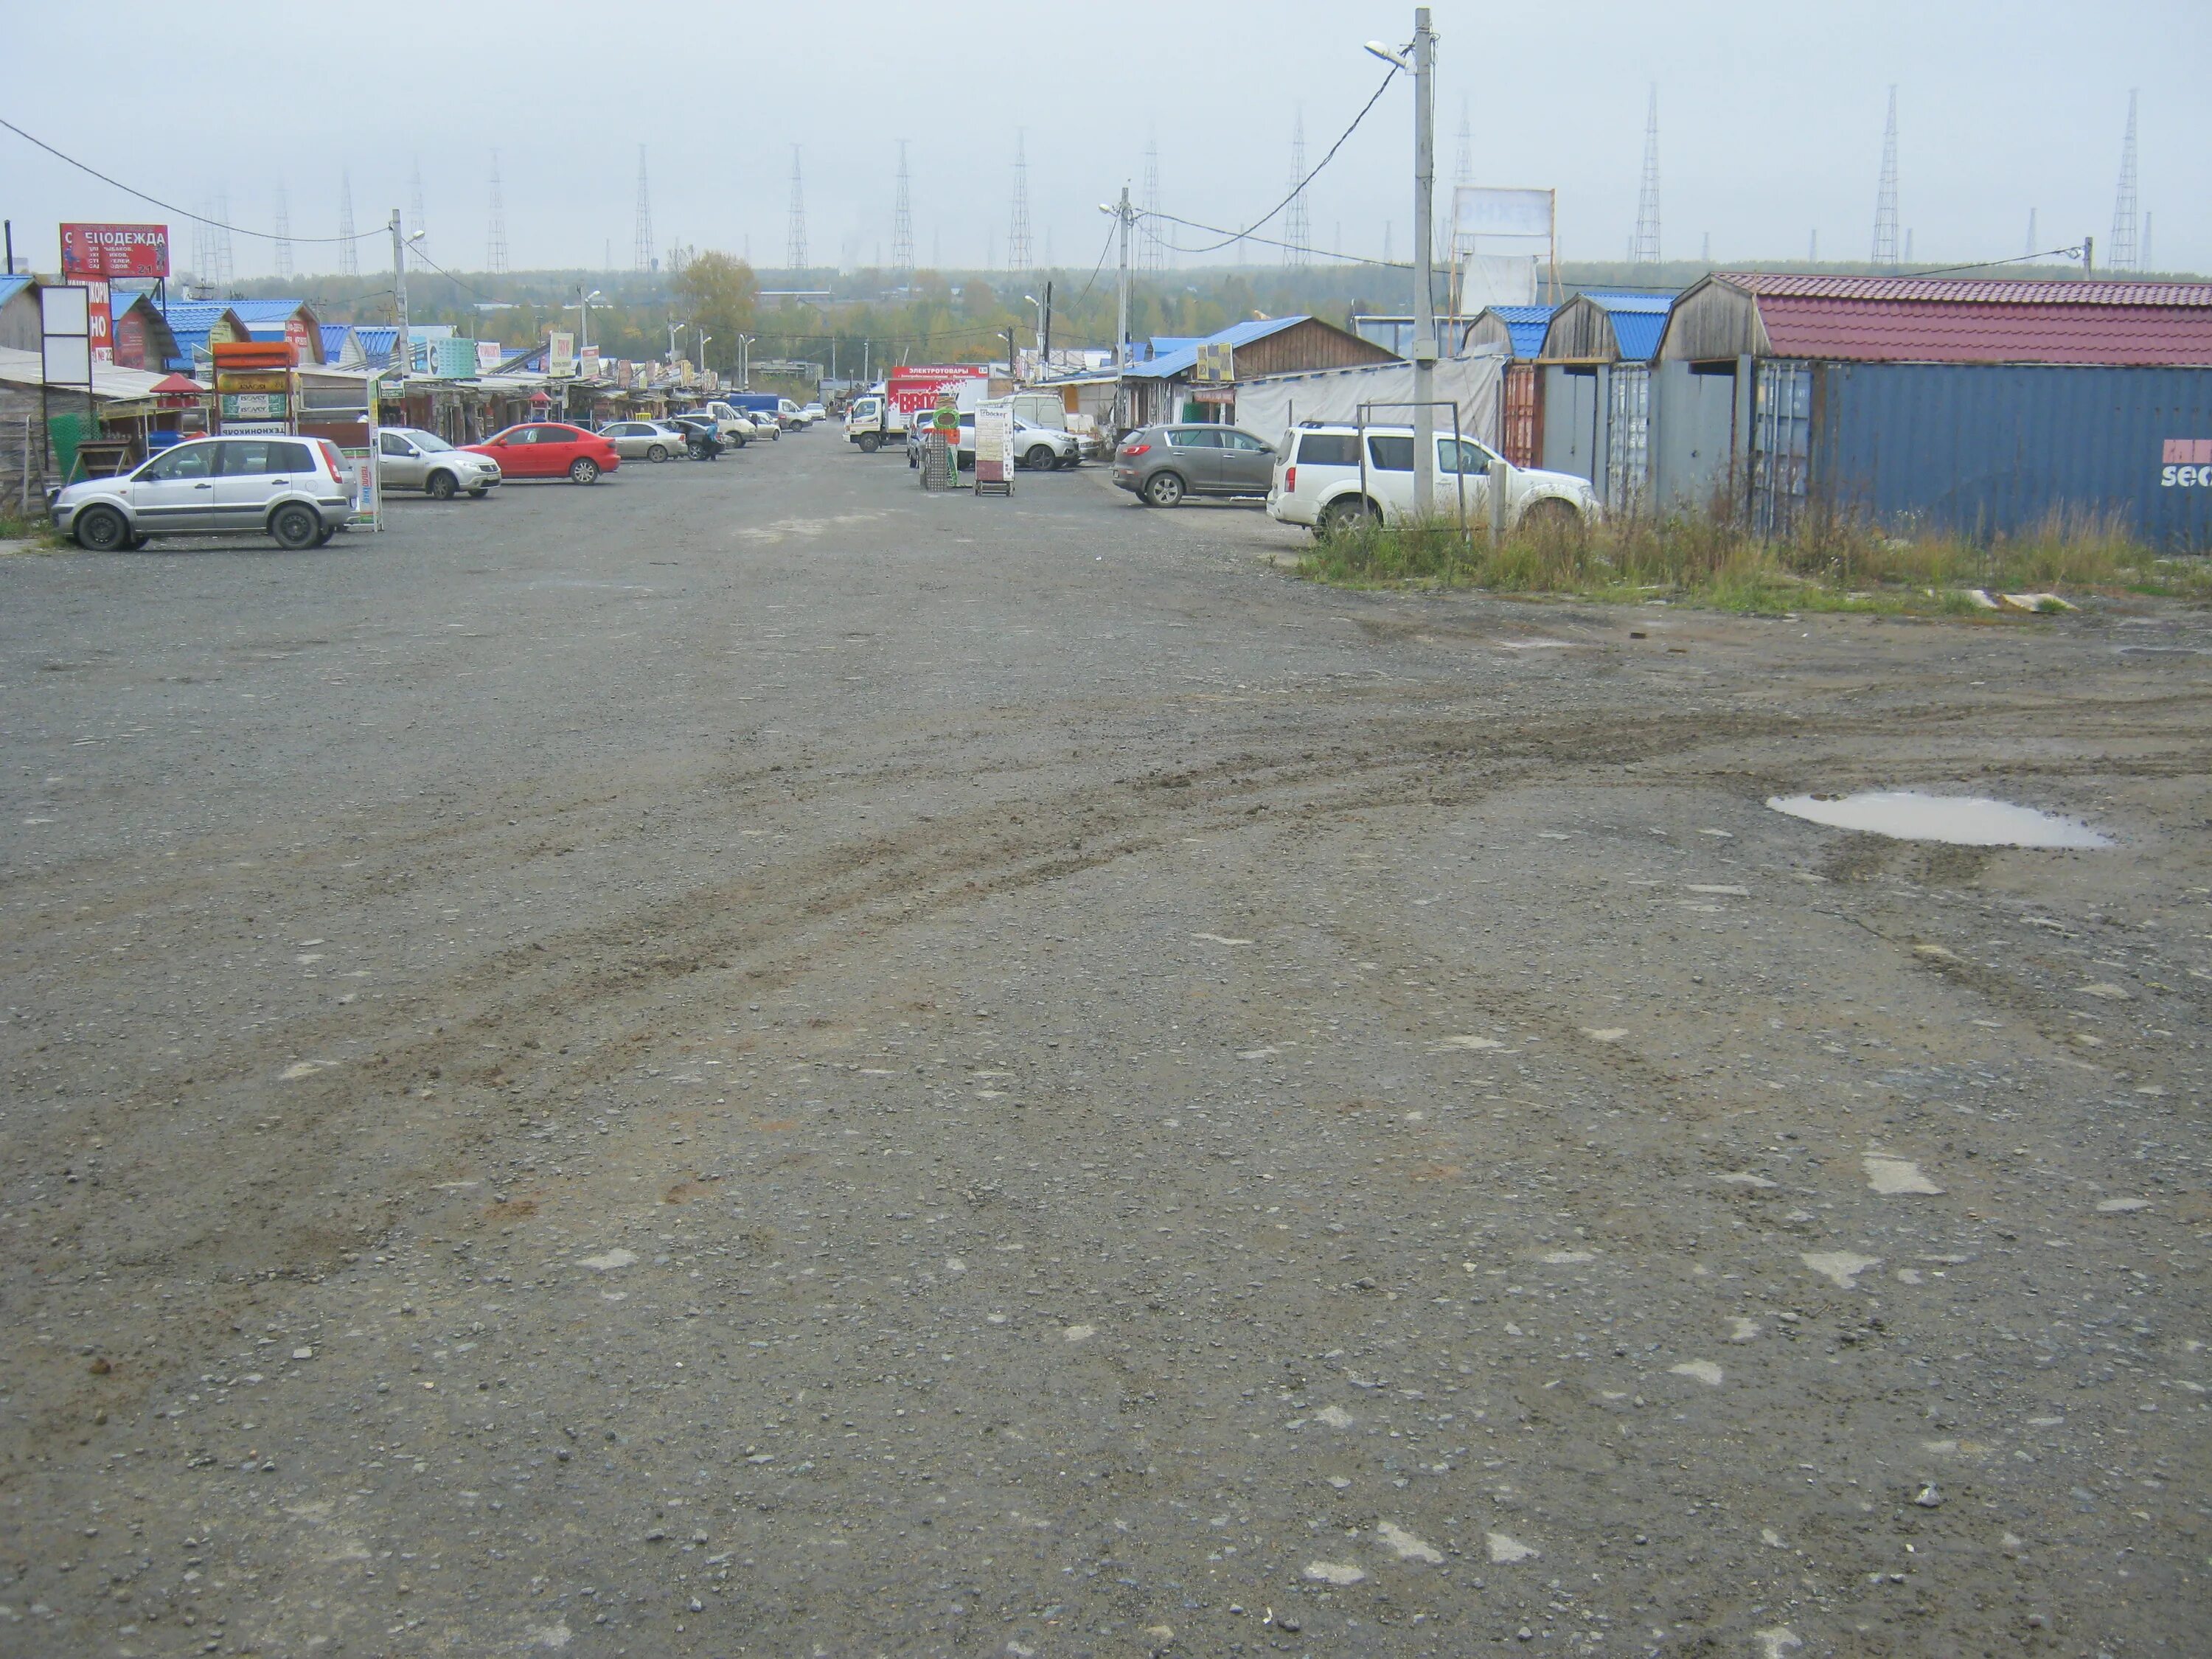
xmin=52 ymin=434 xmax=354 ymax=550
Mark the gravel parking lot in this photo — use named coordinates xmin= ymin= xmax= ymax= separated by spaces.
xmin=3 ymin=435 xmax=2206 ymax=1657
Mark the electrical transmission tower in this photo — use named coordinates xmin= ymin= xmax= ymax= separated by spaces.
xmin=408 ymin=161 xmax=427 ymax=267
xmin=1141 ymin=131 xmax=1164 ymax=272
xmin=273 ymin=180 xmax=293 ymax=279
xmin=2141 ymin=212 xmax=2154 ymax=273
xmin=487 ymin=150 xmax=509 ymax=274
xmin=2110 ymin=90 xmax=2140 ymax=271
xmin=891 ymin=141 xmax=915 ymax=272
xmin=787 ymin=147 xmax=808 ymax=270
xmin=1445 ymin=97 xmax=1472 ymax=268
xmin=1632 ymin=86 xmax=1660 ymax=265
xmin=1007 ymin=130 xmax=1033 ymax=276
xmin=1283 ymin=108 xmax=1310 ymax=266
xmin=633 ymin=147 xmax=654 ymax=273
xmin=212 ymin=187 xmax=234 ymax=291
xmin=1871 ymin=86 xmax=1901 ymax=267
xmin=2025 ymin=207 xmax=2037 ymax=260
xmin=1455 ymin=96 xmax=1473 ymax=188
xmin=338 ymin=169 xmax=358 ymax=276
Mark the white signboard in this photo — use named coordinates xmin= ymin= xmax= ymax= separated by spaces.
xmin=1452 ymin=187 xmax=1554 ymax=241
xmin=547 ymin=331 xmax=576 ymax=378
xmin=973 ymin=402 xmax=1013 ymax=490
xmin=476 ymin=341 xmax=504 ymax=374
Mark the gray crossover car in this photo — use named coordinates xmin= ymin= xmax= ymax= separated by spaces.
xmin=377 ymin=427 xmax=502 ymax=496
xmin=52 ymin=434 xmax=355 ymax=550
xmin=1111 ymin=423 xmax=1276 ymax=507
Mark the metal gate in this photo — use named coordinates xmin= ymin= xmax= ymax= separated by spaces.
xmin=1752 ymin=359 xmax=1812 ymax=538
xmin=1605 ymin=363 xmax=1650 ymax=515
xmin=1501 ymin=362 xmax=1541 ymax=468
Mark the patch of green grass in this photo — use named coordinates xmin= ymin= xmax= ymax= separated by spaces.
xmin=1295 ymin=504 xmax=2212 ymax=614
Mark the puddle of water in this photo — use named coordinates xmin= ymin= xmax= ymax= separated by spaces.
xmin=1767 ymin=790 xmax=2110 ymax=848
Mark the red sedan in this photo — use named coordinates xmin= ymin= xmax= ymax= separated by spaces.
xmin=464 ymin=422 xmax=621 ymax=484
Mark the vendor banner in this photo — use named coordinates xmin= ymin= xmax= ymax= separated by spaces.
xmin=60 ymin=223 xmax=170 ymax=280
xmin=476 ymin=341 xmax=504 ymax=374
xmin=547 ymin=331 xmax=576 ymax=378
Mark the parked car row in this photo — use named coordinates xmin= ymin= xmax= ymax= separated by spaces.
xmin=903 ymin=408 xmax=1087 ymax=473
xmin=51 ymin=399 xmax=828 ymax=549
xmin=1109 ymin=420 xmax=1601 ymax=533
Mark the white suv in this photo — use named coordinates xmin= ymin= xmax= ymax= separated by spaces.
xmin=1267 ymin=424 xmax=1599 ymax=537
xmin=52 ymin=434 xmax=355 ymax=551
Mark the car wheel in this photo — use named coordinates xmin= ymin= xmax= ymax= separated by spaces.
xmin=1143 ymin=470 xmax=1186 ymax=508
xmin=858 ymin=433 xmax=880 ymax=453
xmin=568 ymin=458 xmax=601 ymax=484
xmin=1057 ymin=453 xmax=1080 ymax=470
xmin=1318 ymin=495 xmax=1380 ymax=537
xmin=468 ymin=487 xmax=489 ymax=499
xmin=72 ymin=505 xmax=130 ymax=551
xmin=647 ymin=444 xmax=669 ymax=463
xmin=270 ymin=503 xmax=321 ymax=549
xmin=1023 ymin=444 xmax=1056 ymax=470
xmin=1519 ymin=498 xmax=1583 ymax=535
xmin=426 ymin=470 xmax=457 ymax=500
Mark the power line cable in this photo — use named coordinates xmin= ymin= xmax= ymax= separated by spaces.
xmin=1146 ymin=210 xmax=1407 ymax=269
xmin=1165 ymin=66 xmax=1400 ymax=255
xmin=0 ymin=116 xmax=378 ymax=243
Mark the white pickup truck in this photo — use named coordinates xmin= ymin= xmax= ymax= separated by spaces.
xmin=1267 ymin=422 xmax=1600 ymax=536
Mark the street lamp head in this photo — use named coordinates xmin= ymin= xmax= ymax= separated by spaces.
xmin=1364 ymin=40 xmax=1410 ymax=68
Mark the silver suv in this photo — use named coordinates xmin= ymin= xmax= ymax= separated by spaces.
xmin=52 ymin=434 xmax=355 ymax=551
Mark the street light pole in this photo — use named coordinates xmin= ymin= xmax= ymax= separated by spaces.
xmin=1410 ymin=7 xmax=1438 ymax=522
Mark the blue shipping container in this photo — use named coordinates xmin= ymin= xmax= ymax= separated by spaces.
xmin=1797 ymin=361 xmax=2212 ymax=552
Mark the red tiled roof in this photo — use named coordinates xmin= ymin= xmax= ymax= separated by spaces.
xmin=1717 ymin=272 xmax=2212 ymax=306
xmin=1713 ymin=273 xmax=2212 ymax=365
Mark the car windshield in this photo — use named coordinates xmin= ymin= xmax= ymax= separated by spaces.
xmin=400 ymin=429 xmax=454 ymax=452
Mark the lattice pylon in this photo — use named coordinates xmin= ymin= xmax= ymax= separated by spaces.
xmin=891 ymin=142 xmax=914 ymax=273
xmin=1141 ymin=131 xmax=1164 ymax=273
xmin=1007 ymin=130 xmax=1032 ymax=276
xmin=786 ymin=147 xmax=807 ymax=271
xmin=273 ymin=180 xmax=293 ymax=279
xmin=487 ymin=150 xmax=509 ymax=275
xmin=1632 ymin=86 xmax=1660 ymax=265
xmin=1282 ymin=108 xmax=1310 ymax=266
xmin=338 ymin=169 xmax=358 ymax=276
xmin=1871 ymin=86 xmax=1900 ymax=267
xmin=633 ymin=146 xmax=655 ymax=274
xmin=2110 ymin=90 xmax=2140 ymax=271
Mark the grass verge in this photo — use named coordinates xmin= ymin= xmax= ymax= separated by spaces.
xmin=1296 ymin=506 xmax=2212 ymax=614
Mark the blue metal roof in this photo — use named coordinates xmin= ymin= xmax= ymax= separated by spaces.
xmin=1485 ymin=304 xmax=1554 ymax=358
xmin=319 ymin=323 xmax=351 ymax=361
xmin=1123 ymin=316 xmax=1308 ymax=381
xmin=226 ymin=299 xmax=309 ymax=324
xmin=1577 ymin=291 xmax=1676 ymax=363
xmin=0 ymin=274 xmax=35 ymax=309
xmin=349 ymin=325 xmax=397 ymax=368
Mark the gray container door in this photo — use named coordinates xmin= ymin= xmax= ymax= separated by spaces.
xmin=1605 ymin=364 xmax=1650 ymax=515
xmin=1650 ymin=361 xmax=1738 ymax=515
xmin=1752 ymin=360 xmax=1812 ymax=538
xmin=1542 ymin=366 xmax=1601 ymax=487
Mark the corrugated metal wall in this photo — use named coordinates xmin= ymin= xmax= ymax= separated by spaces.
xmin=1541 ymin=366 xmax=1601 ymax=486
xmin=1501 ymin=364 xmax=1541 ymax=467
xmin=1802 ymin=362 xmax=2212 ymax=550
xmin=1649 ymin=361 xmax=1741 ymax=514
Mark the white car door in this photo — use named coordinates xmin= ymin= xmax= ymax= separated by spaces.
xmin=1433 ymin=435 xmax=1495 ymax=526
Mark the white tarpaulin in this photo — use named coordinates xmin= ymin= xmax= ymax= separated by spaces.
xmin=1460 ymin=253 xmax=1540 ymax=308
xmin=1233 ymin=349 xmax=1508 ymax=453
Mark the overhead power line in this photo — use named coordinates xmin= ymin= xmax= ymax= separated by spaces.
xmin=0 ymin=115 xmax=377 ymax=242
xmin=1144 ymin=209 xmax=1408 ymax=269
xmin=1168 ymin=66 xmax=1401 ymax=255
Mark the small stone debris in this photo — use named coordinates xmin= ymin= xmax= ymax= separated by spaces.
xmin=1376 ymin=1521 xmax=1444 ymax=1563
xmin=1314 ymin=1405 xmax=1355 ymax=1428
xmin=577 ymin=1250 xmax=637 ymax=1272
xmin=1579 ymin=1027 xmax=1628 ymax=1043
xmin=1863 ymin=1155 xmax=1943 ymax=1196
xmin=1717 ymin=1171 xmax=1778 ymax=1189
xmin=2095 ymin=1197 xmax=2152 ymax=1213
xmin=2079 ymin=982 xmax=2132 ymax=1001
xmin=1669 ymin=1360 xmax=1724 ymax=1387
xmin=1755 ymin=1630 xmax=1803 ymax=1659
xmin=1433 ymin=1034 xmax=1504 ymax=1051
xmin=1061 ymin=1324 xmax=1095 ymax=1343
xmin=1914 ymin=1484 xmax=1943 ymax=1509
xmin=1801 ymin=1251 xmax=1882 ymax=1290
xmin=1685 ymin=884 xmax=1750 ymax=897
xmin=292 ymin=1347 xmax=313 ymax=1361
xmin=1485 ymin=1531 xmax=1539 ymax=1564
xmin=1303 ymin=1560 xmax=1366 ymax=1585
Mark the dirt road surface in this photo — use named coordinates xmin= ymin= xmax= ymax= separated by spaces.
xmin=3 ymin=437 xmax=2206 ymax=1657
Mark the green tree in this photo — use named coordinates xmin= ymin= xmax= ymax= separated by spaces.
xmin=673 ymin=251 xmax=759 ymax=368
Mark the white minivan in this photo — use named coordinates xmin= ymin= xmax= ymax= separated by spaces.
xmin=1267 ymin=423 xmax=1600 ymax=537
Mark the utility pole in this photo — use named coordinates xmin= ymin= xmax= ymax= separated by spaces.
xmin=1410 ymin=9 xmax=1438 ymax=523
xmin=1104 ymin=187 xmax=1133 ymax=431
xmin=1042 ymin=279 xmax=1053 ymax=367
xmin=390 ymin=208 xmax=411 ymax=412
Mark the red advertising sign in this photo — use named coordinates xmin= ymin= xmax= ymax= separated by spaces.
xmin=87 ymin=279 xmax=113 ymax=366
xmin=60 ymin=223 xmax=170 ymax=280
xmin=284 ymin=316 xmax=316 ymax=364
xmin=886 ymin=364 xmax=989 ymax=416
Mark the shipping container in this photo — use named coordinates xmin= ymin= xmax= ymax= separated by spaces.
xmin=1750 ymin=361 xmax=2212 ymax=550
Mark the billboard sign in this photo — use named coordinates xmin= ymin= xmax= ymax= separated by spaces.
xmin=547 ymin=331 xmax=576 ymax=378
xmin=476 ymin=341 xmax=504 ymax=374
xmin=60 ymin=223 xmax=171 ymax=280
xmin=886 ymin=364 xmax=990 ymax=417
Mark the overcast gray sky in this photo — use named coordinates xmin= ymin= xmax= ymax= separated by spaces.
xmin=7 ymin=0 xmax=2205 ymax=279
